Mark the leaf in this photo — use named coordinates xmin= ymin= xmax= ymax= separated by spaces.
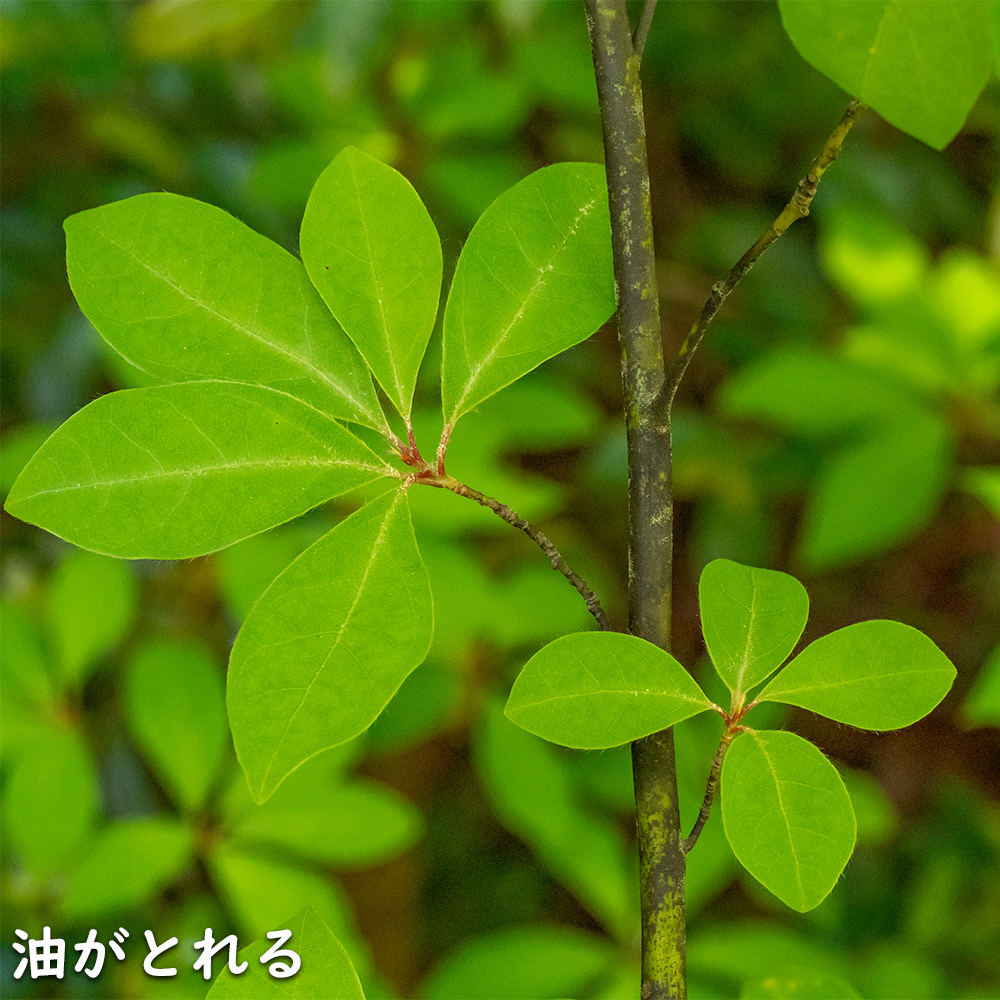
xmin=228 ymin=489 xmax=433 ymax=802
xmin=300 ymin=146 xmax=442 ymax=419
xmin=231 ymin=777 xmax=421 ymax=869
xmin=963 ymin=642 xmax=1000 ymax=729
xmin=721 ymin=730 xmax=856 ymax=912
xmin=45 ymin=550 xmax=137 ymax=686
xmin=699 ymin=559 xmax=809 ymax=700
xmin=64 ymin=192 xmax=384 ymax=429
xmin=441 ymin=162 xmax=615 ymax=426
xmin=3 ymin=727 xmax=99 ymax=877
xmin=124 ymin=638 xmax=228 ymax=812
xmin=505 ymin=631 xmax=713 ymax=749
xmin=758 ymin=620 xmax=956 ymax=730
xmin=799 ymin=411 xmax=953 ymax=570
xmin=5 ymin=381 xmax=388 ymax=559
xmin=740 ymin=969 xmax=861 ymax=999
xmin=475 ymin=698 xmax=634 ymax=939
xmin=778 ymin=0 xmax=994 ymax=149
xmin=207 ymin=906 xmax=365 ymax=1000
xmin=61 ymin=818 xmax=193 ymax=920
xmin=421 ymin=925 xmax=618 ymax=1000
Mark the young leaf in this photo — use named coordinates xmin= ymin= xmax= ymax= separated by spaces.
xmin=505 ymin=631 xmax=713 ymax=749
xmin=721 ymin=730 xmax=856 ymax=912
xmin=778 ymin=0 xmax=994 ymax=150
xmin=699 ymin=559 xmax=809 ymax=700
xmin=758 ymin=620 xmax=956 ymax=730
xmin=228 ymin=489 xmax=432 ymax=803
xmin=124 ymin=639 xmax=228 ymax=813
xmin=207 ymin=906 xmax=366 ymax=1000
xmin=5 ymin=381 xmax=389 ymax=559
xmin=441 ymin=162 xmax=615 ymax=427
xmin=300 ymin=146 xmax=442 ymax=419
xmin=64 ymin=193 xmax=385 ymax=429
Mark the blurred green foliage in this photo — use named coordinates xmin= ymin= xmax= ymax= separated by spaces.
xmin=2 ymin=1 xmax=998 ymax=998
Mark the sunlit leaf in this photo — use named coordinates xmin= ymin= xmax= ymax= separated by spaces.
xmin=65 ymin=193 xmax=383 ymax=429
xmin=45 ymin=550 xmax=137 ymax=686
xmin=698 ymin=559 xmax=809 ymax=699
xmin=207 ymin=906 xmax=365 ymax=1000
xmin=228 ymin=489 xmax=432 ymax=802
xmin=740 ymin=969 xmax=861 ymax=999
xmin=441 ymin=162 xmax=615 ymax=426
xmin=721 ymin=730 xmax=856 ymax=912
xmin=505 ymin=631 xmax=713 ymax=749
xmin=61 ymin=818 xmax=193 ymax=920
xmin=301 ymin=146 xmax=442 ymax=419
xmin=759 ymin=620 xmax=956 ymax=730
xmin=5 ymin=382 xmax=389 ymax=559
xmin=778 ymin=0 xmax=994 ymax=149
xmin=124 ymin=638 xmax=228 ymax=812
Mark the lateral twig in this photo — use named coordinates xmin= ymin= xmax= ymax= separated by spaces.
xmin=682 ymin=730 xmax=735 ymax=854
xmin=662 ymin=99 xmax=867 ymax=411
xmin=632 ymin=0 xmax=658 ymax=64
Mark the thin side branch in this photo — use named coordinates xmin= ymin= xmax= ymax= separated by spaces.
xmin=663 ymin=100 xmax=867 ymax=410
xmin=447 ymin=480 xmax=612 ymax=632
xmin=632 ymin=0 xmax=658 ymax=64
xmin=682 ymin=731 xmax=734 ymax=854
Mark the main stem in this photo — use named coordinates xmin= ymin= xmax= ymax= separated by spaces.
xmin=586 ymin=2 xmax=685 ymax=997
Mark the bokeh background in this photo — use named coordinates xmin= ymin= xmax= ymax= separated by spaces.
xmin=2 ymin=2 xmax=998 ymax=998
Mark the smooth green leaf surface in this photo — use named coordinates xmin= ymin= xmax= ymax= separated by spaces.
xmin=207 ymin=906 xmax=365 ymax=1000
xmin=61 ymin=818 xmax=193 ymax=919
xmin=422 ymin=925 xmax=617 ymax=1000
xmin=699 ymin=559 xmax=809 ymax=699
xmin=231 ymin=777 xmax=421 ymax=868
xmin=3 ymin=727 xmax=99 ymax=877
xmin=759 ymin=620 xmax=956 ymax=730
xmin=441 ymin=162 xmax=615 ymax=425
xmin=778 ymin=1 xmax=993 ymax=149
xmin=125 ymin=639 xmax=228 ymax=812
xmin=228 ymin=489 xmax=432 ymax=802
xmin=45 ymin=550 xmax=137 ymax=686
xmin=65 ymin=192 xmax=384 ymax=428
xmin=301 ymin=146 xmax=442 ymax=418
xmin=505 ymin=631 xmax=713 ymax=749
xmin=740 ymin=969 xmax=861 ymax=999
xmin=5 ymin=381 xmax=388 ymax=559
xmin=721 ymin=730 xmax=856 ymax=912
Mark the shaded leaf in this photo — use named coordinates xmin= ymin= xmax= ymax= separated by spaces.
xmin=207 ymin=906 xmax=365 ymax=1000
xmin=962 ymin=642 xmax=1000 ymax=729
xmin=721 ymin=730 xmax=856 ymax=912
xmin=301 ymin=146 xmax=442 ymax=419
xmin=505 ymin=631 xmax=713 ymax=749
xmin=228 ymin=489 xmax=432 ymax=802
xmin=758 ymin=620 xmax=956 ymax=730
xmin=124 ymin=638 xmax=228 ymax=812
xmin=699 ymin=559 xmax=809 ymax=699
xmin=5 ymin=382 xmax=388 ymax=559
xmin=740 ymin=969 xmax=861 ymax=999
xmin=441 ymin=162 xmax=615 ymax=426
xmin=778 ymin=0 xmax=993 ymax=149
xmin=65 ymin=192 xmax=383 ymax=428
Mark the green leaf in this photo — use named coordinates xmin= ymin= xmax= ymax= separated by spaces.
xmin=231 ymin=777 xmax=421 ymax=868
xmin=300 ymin=146 xmax=442 ymax=419
xmin=441 ymin=162 xmax=615 ymax=426
xmin=421 ymin=925 xmax=617 ymax=1000
xmin=721 ymin=730 xmax=856 ymax=912
xmin=228 ymin=489 xmax=432 ymax=802
xmin=740 ymin=969 xmax=861 ymax=999
xmin=61 ymin=817 xmax=193 ymax=920
xmin=45 ymin=550 xmax=137 ymax=686
xmin=207 ymin=906 xmax=365 ymax=1000
xmin=698 ymin=559 xmax=809 ymax=700
xmin=124 ymin=638 xmax=228 ymax=812
xmin=3 ymin=727 xmax=99 ymax=877
xmin=505 ymin=631 xmax=713 ymax=749
xmin=963 ymin=642 xmax=1000 ymax=729
xmin=778 ymin=0 xmax=994 ymax=149
xmin=64 ymin=192 xmax=384 ymax=429
xmin=5 ymin=381 xmax=388 ymax=559
xmin=475 ymin=699 xmax=633 ymax=939
xmin=758 ymin=620 xmax=956 ymax=730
